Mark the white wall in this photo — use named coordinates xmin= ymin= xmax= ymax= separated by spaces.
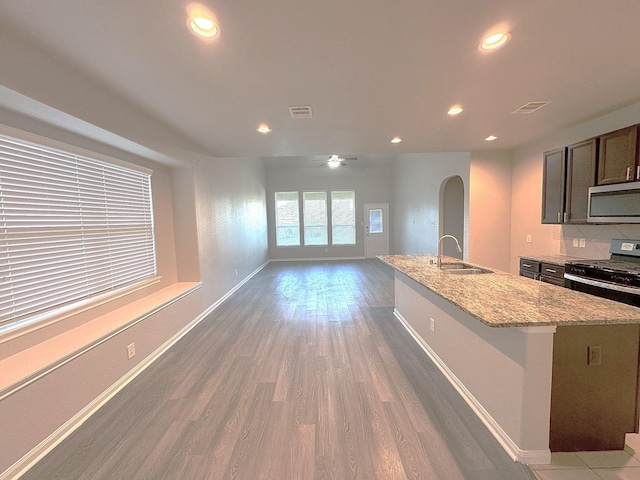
xmin=266 ymin=163 xmax=392 ymax=260
xmin=0 ymin=121 xmax=268 ymax=475
xmin=192 ymin=154 xmax=268 ymax=294
xmin=392 ymin=152 xmax=470 ymax=257
xmin=510 ymin=102 xmax=640 ymax=274
xmin=0 ymin=26 xmax=269 ymax=475
xmin=394 ymin=272 xmax=554 ymax=464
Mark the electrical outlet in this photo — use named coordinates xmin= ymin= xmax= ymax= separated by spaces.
xmin=429 ymin=317 xmax=435 ymax=332
xmin=587 ymin=345 xmax=601 ymax=366
xmin=526 ymin=234 xmax=532 ymax=243
xmin=572 ymin=238 xmax=579 ymax=247
xmin=127 ymin=343 xmax=136 ymax=359
xmin=579 ymin=238 xmax=586 ymax=248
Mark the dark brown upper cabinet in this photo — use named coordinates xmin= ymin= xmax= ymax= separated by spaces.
xmin=565 ymin=138 xmax=598 ymax=223
xmin=541 ymin=139 xmax=597 ymax=224
xmin=597 ymin=125 xmax=639 ymax=185
xmin=541 ymin=148 xmax=566 ymax=224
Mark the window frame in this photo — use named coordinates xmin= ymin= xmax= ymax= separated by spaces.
xmin=302 ymin=191 xmax=328 ymax=246
xmin=330 ymin=190 xmax=356 ymax=245
xmin=274 ymin=191 xmax=301 ymax=247
xmin=0 ymin=126 xmax=158 ymax=333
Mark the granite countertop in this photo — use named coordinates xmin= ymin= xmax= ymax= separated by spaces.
xmin=378 ymin=254 xmax=640 ymax=328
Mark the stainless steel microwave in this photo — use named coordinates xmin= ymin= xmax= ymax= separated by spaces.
xmin=587 ymin=181 xmax=640 ymax=223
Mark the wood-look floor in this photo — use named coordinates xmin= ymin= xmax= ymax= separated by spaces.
xmin=21 ymin=260 xmax=536 ymax=480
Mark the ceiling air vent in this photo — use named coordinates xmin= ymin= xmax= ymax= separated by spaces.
xmin=511 ymin=101 xmax=550 ymax=114
xmin=289 ymin=105 xmax=313 ymax=119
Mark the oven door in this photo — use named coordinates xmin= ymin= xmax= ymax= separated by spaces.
xmin=564 ymin=274 xmax=640 ymax=307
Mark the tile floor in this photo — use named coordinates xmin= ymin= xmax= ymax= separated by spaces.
xmin=530 ymin=432 xmax=640 ymax=479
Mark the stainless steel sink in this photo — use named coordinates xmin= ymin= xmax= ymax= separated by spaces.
xmin=440 ymin=263 xmax=493 ymax=275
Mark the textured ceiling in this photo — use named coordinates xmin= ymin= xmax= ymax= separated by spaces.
xmin=0 ymin=1 xmax=639 ymax=163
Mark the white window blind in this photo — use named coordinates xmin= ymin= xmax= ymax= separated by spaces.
xmin=303 ymin=191 xmax=328 ymax=245
xmin=275 ymin=191 xmax=300 ymax=246
xmin=0 ymin=133 xmax=157 ymax=328
xmin=331 ymin=191 xmax=356 ymax=245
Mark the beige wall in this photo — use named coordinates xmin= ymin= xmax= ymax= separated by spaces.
xmin=469 ymin=150 xmax=513 ymax=272
xmin=509 ymin=101 xmax=640 ymax=274
xmin=389 ymin=150 xmax=513 ymax=273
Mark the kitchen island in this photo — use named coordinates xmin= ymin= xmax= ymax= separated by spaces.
xmin=378 ymin=254 xmax=640 ymax=465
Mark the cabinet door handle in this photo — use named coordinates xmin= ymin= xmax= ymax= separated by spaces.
xmin=522 ymin=263 xmax=532 ymax=268
xmin=627 ymin=166 xmax=632 ymax=181
xmin=545 ymin=268 xmax=557 ymax=274
xmin=557 ymin=212 xmax=562 ymax=223
xmin=637 ymin=165 xmax=640 ymax=180
xmin=563 ymin=212 xmax=568 ymax=223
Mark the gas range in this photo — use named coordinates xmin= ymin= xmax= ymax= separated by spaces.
xmin=565 ymin=239 xmax=640 ymax=307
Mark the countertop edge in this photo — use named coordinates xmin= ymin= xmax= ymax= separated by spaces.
xmin=378 ymin=255 xmax=640 ymax=328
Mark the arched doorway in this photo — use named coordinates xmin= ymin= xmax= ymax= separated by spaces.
xmin=440 ymin=176 xmax=464 ymax=259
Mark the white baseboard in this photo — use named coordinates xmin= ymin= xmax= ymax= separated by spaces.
xmin=269 ymin=256 xmax=366 ymax=262
xmin=393 ymin=308 xmax=551 ymax=466
xmin=1 ymin=262 xmax=269 ymax=480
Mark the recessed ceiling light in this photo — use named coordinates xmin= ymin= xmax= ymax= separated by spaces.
xmin=187 ymin=5 xmax=220 ymax=39
xmin=447 ymin=105 xmax=463 ymax=116
xmin=327 ymin=155 xmax=342 ymax=169
xmin=485 ymin=135 xmax=498 ymax=141
xmin=391 ymin=137 xmax=402 ymax=144
xmin=257 ymin=124 xmax=271 ymax=134
xmin=480 ymin=32 xmax=510 ymax=51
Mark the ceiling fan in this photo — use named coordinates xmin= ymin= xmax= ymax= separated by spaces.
xmin=323 ymin=154 xmax=357 ymax=168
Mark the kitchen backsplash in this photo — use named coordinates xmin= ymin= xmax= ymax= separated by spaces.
xmin=561 ymin=224 xmax=640 ymax=259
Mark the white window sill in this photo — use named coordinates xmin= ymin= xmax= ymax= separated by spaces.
xmin=0 ymin=281 xmax=201 ymax=398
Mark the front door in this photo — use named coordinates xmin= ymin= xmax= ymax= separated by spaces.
xmin=364 ymin=203 xmax=389 ymax=258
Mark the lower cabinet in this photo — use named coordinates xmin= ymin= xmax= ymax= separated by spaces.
xmin=539 ymin=263 xmax=566 ymax=286
xmin=519 ymin=258 xmax=567 ymax=287
xmin=550 ymin=324 xmax=640 ymax=451
xmin=519 ymin=258 xmax=540 ymax=279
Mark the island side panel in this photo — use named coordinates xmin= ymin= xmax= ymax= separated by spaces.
xmin=550 ymin=324 xmax=640 ymax=452
xmin=394 ymin=271 xmax=554 ymax=464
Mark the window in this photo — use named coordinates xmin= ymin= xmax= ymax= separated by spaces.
xmin=275 ymin=189 xmax=356 ymax=247
xmin=0 ymin=133 xmax=157 ymax=328
xmin=275 ymin=191 xmax=300 ymax=246
xmin=331 ymin=191 xmax=356 ymax=245
xmin=369 ymin=208 xmax=384 ymax=233
xmin=303 ymin=191 xmax=328 ymax=245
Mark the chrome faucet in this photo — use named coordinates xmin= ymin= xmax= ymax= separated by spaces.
xmin=437 ymin=234 xmax=462 ymax=268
